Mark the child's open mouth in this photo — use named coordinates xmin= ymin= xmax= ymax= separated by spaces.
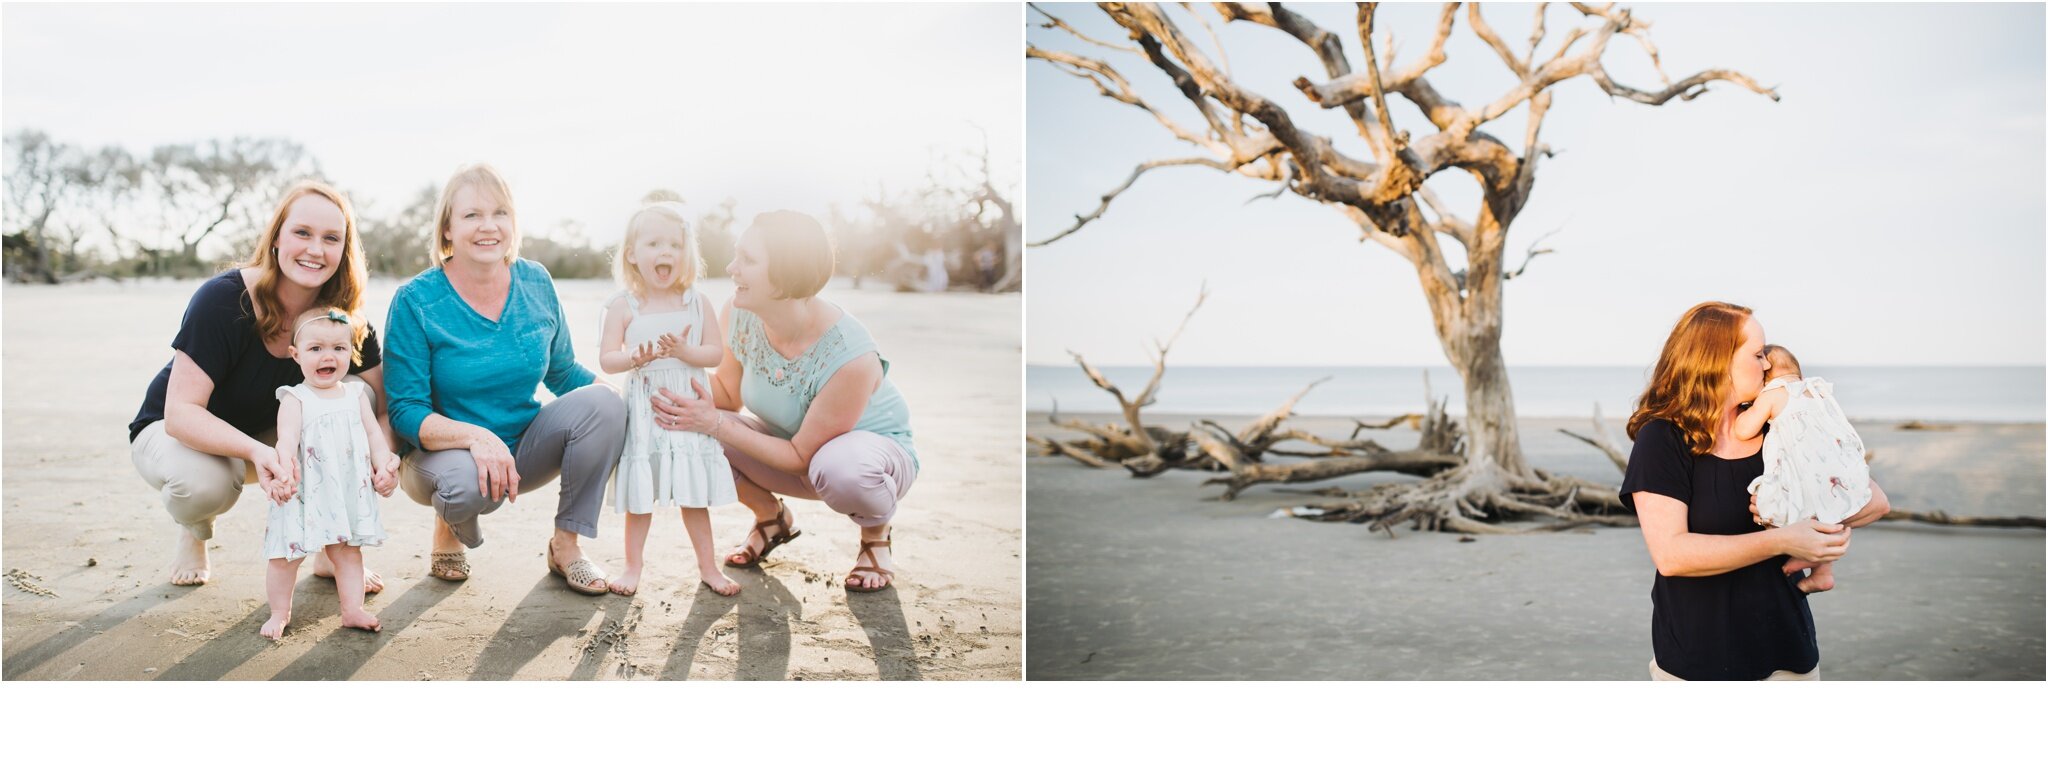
xmin=315 ymin=367 xmax=338 ymax=380
xmin=654 ymin=263 xmax=673 ymax=278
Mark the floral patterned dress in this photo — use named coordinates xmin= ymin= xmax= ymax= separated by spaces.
xmin=263 ymin=382 xmax=385 ymax=560
xmin=1746 ymin=376 xmax=1873 ymax=528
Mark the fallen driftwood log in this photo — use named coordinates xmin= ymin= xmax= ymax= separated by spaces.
xmin=1035 ymin=290 xmax=2040 ymax=533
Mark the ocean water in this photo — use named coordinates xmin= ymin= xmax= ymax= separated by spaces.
xmin=1025 ymin=365 xmax=2048 ymax=423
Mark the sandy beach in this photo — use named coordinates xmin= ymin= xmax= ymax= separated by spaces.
xmin=1027 ymin=410 xmax=2044 ymax=680
xmin=1 ymin=276 xmax=1021 ymax=681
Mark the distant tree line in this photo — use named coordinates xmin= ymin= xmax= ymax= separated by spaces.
xmin=3 ymin=129 xmax=1017 ymax=291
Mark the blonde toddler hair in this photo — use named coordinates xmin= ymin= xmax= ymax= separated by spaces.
xmin=613 ymin=201 xmax=703 ymax=301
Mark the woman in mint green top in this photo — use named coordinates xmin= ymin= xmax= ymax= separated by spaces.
xmin=385 ymin=164 xmax=626 ymax=596
xmin=653 ymin=211 xmax=916 ymax=592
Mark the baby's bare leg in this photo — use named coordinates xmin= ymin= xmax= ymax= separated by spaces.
xmin=261 ymin=557 xmax=301 ymax=639
xmin=682 ymin=507 xmax=739 ymax=596
xmin=325 ymin=544 xmax=380 ymax=632
xmin=1798 ymin=561 xmax=1837 ymax=594
xmin=611 ymin=512 xmax=651 ymax=596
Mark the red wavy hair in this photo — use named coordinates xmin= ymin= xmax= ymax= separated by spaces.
xmin=1628 ymin=301 xmax=1754 ymax=455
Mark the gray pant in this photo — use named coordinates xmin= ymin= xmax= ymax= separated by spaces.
xmin=399 ymin=384 xmax=626 ymax=548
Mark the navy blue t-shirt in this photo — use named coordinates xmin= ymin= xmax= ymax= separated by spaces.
xmin=1620 ymin=418 xmax=1818 ymax=680
xmin=128 ymin=269 xmax=382 ymax=442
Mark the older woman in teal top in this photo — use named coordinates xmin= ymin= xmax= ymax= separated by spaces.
xmin=385 ymin=163 xmax=626 ymax=596
xmin=654 ymin=211 xmax=915 ymax=592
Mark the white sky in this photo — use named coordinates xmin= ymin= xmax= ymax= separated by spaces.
xmin=1025 ymin=3 xmax=2046 ymax=367
xmin=3 ymin=2 xmax=1021 ymax=245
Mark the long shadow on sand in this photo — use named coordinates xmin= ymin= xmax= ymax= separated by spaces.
xmin=467 ymin=575 xmax=616 ymax=680
xmin=847 ymin=585 xmax=921 ymax=681
xmin=3 ymin=586 xmax=199 ymax=679
xmin=714 ymin=567 xmax=800 ymax=680
xmin=152 ymin=574 xmax=393 ymax=680
xmin=270 ymin=579 xmax=460 ymax=680
xmin=657 ymin=583 xmax=740 ymax=680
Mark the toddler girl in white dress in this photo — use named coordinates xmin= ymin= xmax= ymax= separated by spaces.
xmin=261 ymin=309 xmax=393 ymax=639
xmin=1735 ymin=344 xmax=1872 ymax=594
xmin=599 ymin=202 xmax=739 ymax=597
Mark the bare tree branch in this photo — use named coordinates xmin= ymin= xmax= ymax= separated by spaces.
xmin=1030 ymin=2 xmax=1141 ymax=53
xmin=1029 ymin=156 xmax=1237 ymax=247
xmin=1467 ymin=3 xmax=1528 ymax=77
xmin=1027 ymin=45 xmax=1217 ymax=148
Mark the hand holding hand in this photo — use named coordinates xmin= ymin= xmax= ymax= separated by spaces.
xmin=254 ymin=445 xmax=294 ymax=505
xmin=371 ymin=453 xmax=400 ymax=497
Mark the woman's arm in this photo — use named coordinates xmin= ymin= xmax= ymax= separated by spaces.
xmin=708 ymin=298 xmax=743 ymax=411
xmin=717 ymin=354 xmax=883 ymax=476
xmin=162 ymin=351 xmax=266 ymax=460
xmin=1635 ymin=491 xmax=1850 ymax=577
xmin=539 ymin=285 xmax=597 ymax=397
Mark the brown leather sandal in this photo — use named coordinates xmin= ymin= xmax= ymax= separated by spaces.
xmin=727 ymin=501 xmax=800 ymax=568
xmin=845 ymin=537 xmax=894 ymax=593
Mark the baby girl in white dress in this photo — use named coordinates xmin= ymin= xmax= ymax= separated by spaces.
xmin=260 ymin=309 xmax=394 ymax=639
xmin=1735 ymin=344 xmax=1872 ymax=594
xmin=598 ymin=201 xmax=739 ymax=597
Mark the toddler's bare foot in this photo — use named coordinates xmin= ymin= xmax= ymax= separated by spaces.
xmin=609 ymin=566 xmax=643 ymax=597
xmin=260 ymin=612 xmax=290 ymax=640
xmin=170 ymin=528 xmax=211 ymax=586
xmin=1797 ymin=566 xmax=1836 ymax=594
xmin=700 ymin=569 xmax=740 ymax=597
xmin=339 ymin=607 xmax=381 ymax=632
xmin=311 ymin=553 xmax=384 ymax=595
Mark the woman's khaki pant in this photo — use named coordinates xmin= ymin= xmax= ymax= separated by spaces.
xmin=130 ymin=420 xmax=275 ymax=541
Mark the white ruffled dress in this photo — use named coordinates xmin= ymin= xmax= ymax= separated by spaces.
xmin=263 ymin=382 xmax=386 ymax=560
xmin=1746 ymin=376 xmax=1873 ymax=528
xmin=610 ymin=289 xmax=737 ymax=513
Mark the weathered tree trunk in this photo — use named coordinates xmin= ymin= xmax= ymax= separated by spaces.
xmin=1449 ymin=326 xmax=1528 ymax=479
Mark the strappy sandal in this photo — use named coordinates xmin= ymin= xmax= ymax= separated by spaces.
xmin=726 ymin=500 xmax=801 ymax=569
xmin=845 ymin=537 xmax=895 ymax=593
xmin=429 ymin=552 xmax=470 ymax=582
xmin=546 ymin=539 xmax=609 ymax=596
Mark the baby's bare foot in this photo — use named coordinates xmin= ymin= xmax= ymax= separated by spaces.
xmin=170 ymin=530 xmax=211 ymax=586
xmin=311 ymin=555 xmax=384 ymax=595
xmin=1798 ymin=569 xmax=1836 ymax=594
xmin=339 ymin=608 xmax=381 ymax=632
xmin=700 ymin=569 xmax=740 ymax=597
xmin=260 ymin=613 xmax=290 ymax=640
xmin=609 ymin=566 xmax=643 ymax=597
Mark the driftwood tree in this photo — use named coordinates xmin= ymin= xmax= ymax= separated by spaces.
xmin=1029 ymin=3 xmax=1780 ymax=533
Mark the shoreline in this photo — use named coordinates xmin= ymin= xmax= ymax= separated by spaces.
xmin=1026 ymin=411 xmax=2044 ymax=679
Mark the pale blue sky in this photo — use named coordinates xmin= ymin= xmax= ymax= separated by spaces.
xmin=4 ymin=3 xmax=1020 ymax=249
xmin=1026 ymin=3 xmax=2045 ymax=367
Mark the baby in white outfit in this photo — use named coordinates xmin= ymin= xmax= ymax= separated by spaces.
xmin=1735 ymin=345 xmax=1873 ymax=594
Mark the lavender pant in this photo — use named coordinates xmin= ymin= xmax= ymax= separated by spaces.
xmin=723 ymin=414 xmax=916 ymax=527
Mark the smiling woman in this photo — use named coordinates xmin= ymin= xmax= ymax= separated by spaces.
xmin=127 ymin=180 xmax=393 ymax=591
xmin=382 ymin=162 xmax=627 ymax=597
